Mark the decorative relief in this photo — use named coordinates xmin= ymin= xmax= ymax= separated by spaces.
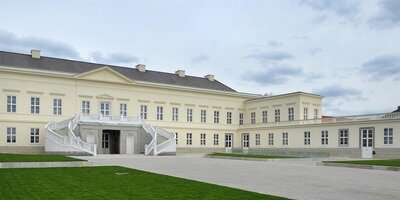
xmin=96 ymin=94 xmax=114 ymax=100
xmin=3 ymin=89 xmax=20 ymax=93
xmin=79 ymin=95 xmax=93 ymax=98
xmin=27 ymin=91 xmax=44 ymax=94
xmin=50 ymin=92 xmax=66 ymax=96
xmin=117 ymin=98 xmax=130 ymax=101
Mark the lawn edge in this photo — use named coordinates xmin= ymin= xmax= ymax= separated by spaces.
xmin=319 ymin=161 xmax=400 ymax=171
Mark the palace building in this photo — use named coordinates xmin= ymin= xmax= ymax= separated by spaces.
xmin=0 ymin=50 xmax=399 ymax=158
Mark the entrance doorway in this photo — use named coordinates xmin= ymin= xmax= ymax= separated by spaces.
xmin=360 ymin=128 xmax=374 ymax=158
xmin=102 ymin=130 xmax=120 ymax=154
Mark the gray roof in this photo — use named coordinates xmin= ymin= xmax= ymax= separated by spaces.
xmin=0 ymin=51 xmax=236 ymax=92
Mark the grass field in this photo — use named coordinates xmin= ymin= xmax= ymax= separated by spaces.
xmin=208 ymin=152 xmax=297 ymax=159
xmin=0 ymin=153 xmax=84 ymax=162
xmin=0 ymin=166 xmax=288 ymax=199
xmin=325 ymin=159 xmax=400 ymax=167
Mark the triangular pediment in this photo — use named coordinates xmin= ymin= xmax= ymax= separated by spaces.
xmin=96 ymin=93 xmax=114 ymax=100
xmin=75 ymin=66 xmax=134 ymax=84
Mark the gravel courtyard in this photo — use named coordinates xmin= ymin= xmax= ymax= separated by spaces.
xmin=78 ymin=154 xmax=400 ymax=200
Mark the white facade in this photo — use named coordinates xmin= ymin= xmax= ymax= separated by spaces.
xmin=0 ymin=50 xmax=399 ymax=158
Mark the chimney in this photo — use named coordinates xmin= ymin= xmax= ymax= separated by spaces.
xmin=31 ymin=49 xmax=41 ymax=59
xmin=175 ymin=70 xmax=185 ymax=77
xmin=205 ymin=74 xmax=215 ymax=81
xmin=136 ymin=64 xmax=146 ymax=72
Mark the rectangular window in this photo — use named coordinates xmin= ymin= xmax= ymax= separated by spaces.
xmin=268 ymin=133 xmax=274 ymax=145
xmin=7 ymin=96 xmax=16 ymax=113
xmin=275 ymin=109 xmax=280 ymax=122
xmin=172 ymin=107 xmax=179 ymax=121
xmin=140 ymin=105 xmax=147 ymax=120
xmin=226 ymin=112 xmax=232 ymax=124
xmin=31 ymin=97 xmax=40 ymax=114
xmin=314 ymin=109 xmax=318 ymax=119
xmin=201 ymin=110 xmax=207 ymax=123
xmin=213 ymin=134 xmax=219 ymax=146
xmin=187 ymin=108 xmax=193 ymax=122
xmin=225 ymin=134 xmax=233 ymax=148
xmin=255 ymin=133 xmax=260 ymax=146
xmin=120 ymin=103 xmax=127 ymax=117
xmin=7 ymin=127 xmax=16 ymax=143
xmin=239 ymin=113 xmax=244 ymax=125
xmin=304 ymin=131 xmax=311 ymax=145
xmin=100 ymin=102 xmax=111 ymax=116
xmin=282 ymin=132 xmax=288 ymax=145
xmin=304 ymin=107 xmax=308 ymax=120
xmin=175 ymin=132 xmax=178 ymax=145
xmin=53 ymin=98 xmax=62 ymax=115
xmin=262 ymin=111 xmax=268 ymax=123
xmin=288 ymin=108 xmax=294 ymax=121
xmin=384 ymin=128 xmax=393 ymax=145
xmin=251 ymin=112 xmax=256 ymax=124
xmin=321 ymin=130 xmax=328 ymax=145
xmin=214 ymin=111 xmax=219 ymax=124
xmin=82 ymin=101 xmax=90 ymax=115
xmin=242 ymin=133 xmax=249 ymax=148
xmin=186 ymin=133 xmax=192 ymax=145
xmin=200 ymin=133 xmax=206 ymax=146
xmin=157 ymin=106 xmax=163 ymax=120
xmin=338 ymin=129 xmax=349 ymax=146
xmin=30 ymin=128 xmax=39 ymax=144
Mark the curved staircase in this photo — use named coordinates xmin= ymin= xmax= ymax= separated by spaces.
xmin=45 ymin=114 xmax=176 ymax=156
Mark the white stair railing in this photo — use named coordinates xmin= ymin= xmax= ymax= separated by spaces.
xmin=45 ymin=114 xmax=97 ymax=156
xmin=143 ymin=122 xmax=176 ymax=156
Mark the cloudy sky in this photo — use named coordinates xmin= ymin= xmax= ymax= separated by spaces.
xmin=1 ymin=0 xmax=399 ymax=116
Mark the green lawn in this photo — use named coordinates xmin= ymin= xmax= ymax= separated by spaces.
xmin=208 ymin=152 xmax=297 ymax=159
xmin=0 ymin=166 xmax=288 ymax=199
xmin=0 ymin=153 xmax=84 ymax=162
xmin=325 ymin=159 xmax=400 ymax=167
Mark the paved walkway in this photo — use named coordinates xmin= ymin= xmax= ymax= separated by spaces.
xmin=76 ymin=154 xmax=400 ymax=200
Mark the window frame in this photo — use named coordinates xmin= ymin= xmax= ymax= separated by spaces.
xmin=53 ymin=98 xmax=62 ymax=115
xmin=251 ymin=112 xmax=256 ymax=124
xmin=282 ymin=132 xmax=288 ymax=145
xmin=288 ymin=107 xmax=294 ymax=121
xmin=214 ymin=111 xmax=220 ymax=124
xmin=268 ymin=133 xmax=274 ymax=146
xmin=201 ymin=110 xmax=207 ymax=123
xmin=82 ymin=101 xmax=90 ymax=115
xmin=157 ymin=106 xmax=164 ymax=121
xmin=226 ymin=112 xmax=232 ymax=124
xmin=213 ymin=134 xmax=219 ymax=146
xmin=31 ymin=97 xmax=40 ymax=114
xmin=200 ymin=133 xmax=206 ymax=146
xmin=7 ymin=95 xmax=16 ymax=113
xmin=338 ymin=129 xmax=349 ymax=146
xmin=275 ymin=109 xmax=280 ymax=122
xmin=7 ymin=127 xmax=16 ymax=143
xmin=255 ymin=133 xmax=260 ymax=146
xmin=140 ymin=105 xmax=147 ymax=120
xmin=172 ymin=107 xmax=179 ymax=122
xmin=119 ymin=103 xmax=127 ymax=117
xmin=186 ymin=133 xmax=192 ymax=145
xmin=321 ymin=130 xmax=328 ymax=145
xmin=30 ymin=128 xmax=40 ymax=144
xmin=304 ymin=131 xmax=311 ymax=145
xmin=262 ymin=111 xmax=268 ymax=123
xmin=187 ymin=108 xmax=193 ymax=122
xmin=384 ymin=128 xmax=393 ymax=145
